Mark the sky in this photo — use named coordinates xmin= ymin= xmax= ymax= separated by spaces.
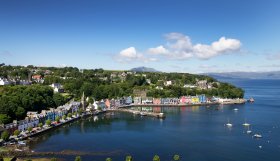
xmin=1 ymin=0 xmax=280 ymax=73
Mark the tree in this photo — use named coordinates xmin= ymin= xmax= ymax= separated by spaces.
xmin=38 ymin=123 xmax=43 ymax=128
xmin=53 ymin=93 xmax=65 ymax=107
xmin=62 ymin=115 xmax=67 ymax=120
xmin=46 ymin=119 xmax=51 ymax=126
xmin=55 ymin=116 xmax=61 ymax=123
xmin=153 ymin=155 xmax=160 ymax=161
xmin=14 ymin=130 xmax=20 ymax=136
xmin=0 ymin=114 xmax=11 ymax=124
xmin=15 ymin=107 xmax=26 ymax=119
xmin=67 ymin=113 xmax=72 ymax=118
xmin=27 ymin=127 xmax=33 ymax=133
xmin=88 ymin=97 xmax=94 ymax=104
xmin=173 ymin=154 xmax=180 ymax=161
xmin=125 ymin=155 xmax=132 ymax=161
xmin=105 ymin=158 xmax=112 ymax=161
xmin=1 ymin=130 xmax=10 ymax=141
xmin=75 ymin=156 xmax=82 ymax=161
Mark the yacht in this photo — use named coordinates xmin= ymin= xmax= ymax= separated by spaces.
xmin=242 ymin=119 xmax=250 ymax=126
xmin=226 ymin=119 xmax=233 ymax=127
xmin=253 ymin=134 xmax=263 ymax=138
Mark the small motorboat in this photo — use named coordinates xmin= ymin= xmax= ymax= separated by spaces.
xmin=243 ymin=123 xmax=250 ymax=126
xmin=253 ymin=134 xmax=263 ymax=138
xmin=226 ymin=123 xmax=233 ymax=127
xmin=226 ymin=119 xmax=233 ymax=127
xmin=246 ymin=130 xmax=252 ymax=134
xmin=233 ymin=108 xmax=239 ymax=111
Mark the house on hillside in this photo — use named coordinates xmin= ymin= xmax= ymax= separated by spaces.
xmin=164 ymin=80 xmax=172 ymax=86
xmin=50 ymin=83 xmax=64 ymax=93
xmin=134 ymin=97 xmax=142 ymax=104
xmin=133 ymin=89 xmax=147 ymax=97
xmin=196 ymin=80 xmax=208 ymax=89
xmin=32 ymin=74 xmax=44 ymax=83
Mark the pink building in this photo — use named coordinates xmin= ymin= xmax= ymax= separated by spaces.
xmin=105 ymin=99 xmax=111 ymax=108
xmin=153 ymin=98 xmax=161 ymax=105
xmin=180 ymin=96 xmax=187 ymax=104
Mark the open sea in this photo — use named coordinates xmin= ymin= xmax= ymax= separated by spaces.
xmin=29 ymin=79 xmax=280 ymax=161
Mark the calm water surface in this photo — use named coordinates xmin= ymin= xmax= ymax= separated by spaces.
xmin=30 ymin=79 xmax=280 ymax=161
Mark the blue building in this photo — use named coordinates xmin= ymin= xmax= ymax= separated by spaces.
xmin=198 ymin=94 xmax=207 ymax=103
xmin=125 ymin=96 xmax=133 ymax=105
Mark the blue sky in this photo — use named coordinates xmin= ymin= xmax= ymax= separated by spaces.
xmin=1 ymin=0 xmax=280 ymax=73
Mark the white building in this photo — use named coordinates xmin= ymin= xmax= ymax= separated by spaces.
xmin=50 ymin=83 xmax=64 ymax=93
xmin=156 ymin=86 xmax=163 ymax=90
xmin=164 ymin=81 xmax=172 ymax=86
xmin=0 ymin=78 xmax=11 ymax=85
xmin=183 ymin=84 xmax=197 ymax=88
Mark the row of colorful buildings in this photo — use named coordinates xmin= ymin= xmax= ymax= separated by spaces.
xmin=86 ymin=95 xmax=209 ymax=110
xmin=1 ymin=102 xmax=80 ymax=135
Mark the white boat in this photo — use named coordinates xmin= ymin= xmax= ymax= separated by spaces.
xmin=246 ymin=130 xmax=252 ymax=134
xmin=226 ymin=123 xmax=233 ymax=127
xmin=226 ymin=119 xmax=233 ymax=127
xmin=242 ymin=119 xmax=250 ymax=126
xmin=233 ymin=108 xmax=239 ymax=111
xmin=140 ymin=112 xmax=147 ymax=116
xmin=253 ymin=134 xmax=263 ymax=138
xmin=243 ymin=123 xmax=250 ymax=126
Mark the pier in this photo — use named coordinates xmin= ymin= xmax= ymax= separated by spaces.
xmin=108 ymin=108 xmax=166 ymax=119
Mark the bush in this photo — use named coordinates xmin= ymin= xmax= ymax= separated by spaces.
xmin=51 ymin=158 xmax=57 ymax=161
xmin=126 ymin=155 xmax=132 ymax=161
xmin=1 ymin=130 xmax=10 ymax=141
xmin=38 ymin=123 xmax=43 ymax=128
xmin=153 ymin=155 xmax=160 ymax=161
xmin=75 ymin=156 xmax=82 ymax=161
xmin=27 ymin=127 xmax=33 ymax=132
xmin=14 ymin=130 xmax=20 ymax=136
xmin=46 ymin=119 xmax=51 ymax=126
xmin=106 ymin=158 xmax=112 ymax=161
xmin=173 ymin=154 xmax=180 ymax=160
xmin=55 ymin=116 xmax=61 ymax=123
xmin=67 ymin=113 xmax=72 ymax=118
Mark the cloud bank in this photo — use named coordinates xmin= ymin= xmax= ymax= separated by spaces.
xmin=115 ymin=33 xmax=241 ymax=62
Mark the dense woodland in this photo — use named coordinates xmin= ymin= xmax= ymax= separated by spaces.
xmin=0 ymin=65 xmax=244 ymax=123
xmin=0 ymin=85 xmax=69 ymax=124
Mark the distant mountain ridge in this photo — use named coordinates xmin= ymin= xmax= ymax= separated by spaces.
xmin=204 ymin=71 xmax=280 ymax=79
xmin=130 ymin=66 xmax=160 ymax=72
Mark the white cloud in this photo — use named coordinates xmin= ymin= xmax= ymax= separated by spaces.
xmin=148 ymin=45 xmax=169 ymax=55
xmin=119 ymin=47 xmax=138 ymax=58
xmin=116 ymin=47 xmax=157 ymax=63
xmin=212 ymin=37 xmax=241 ymax=52
xmin=164 ymin=33 xmax=241 ymax=59
xmin=115 ymin=33 xmax=242 ymax=63
xmin=193 ymin=36 xmax=241 ymax=59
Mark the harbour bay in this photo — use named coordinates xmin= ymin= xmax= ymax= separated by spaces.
xmin=28 ymin=79 xmax=280 ymax=161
